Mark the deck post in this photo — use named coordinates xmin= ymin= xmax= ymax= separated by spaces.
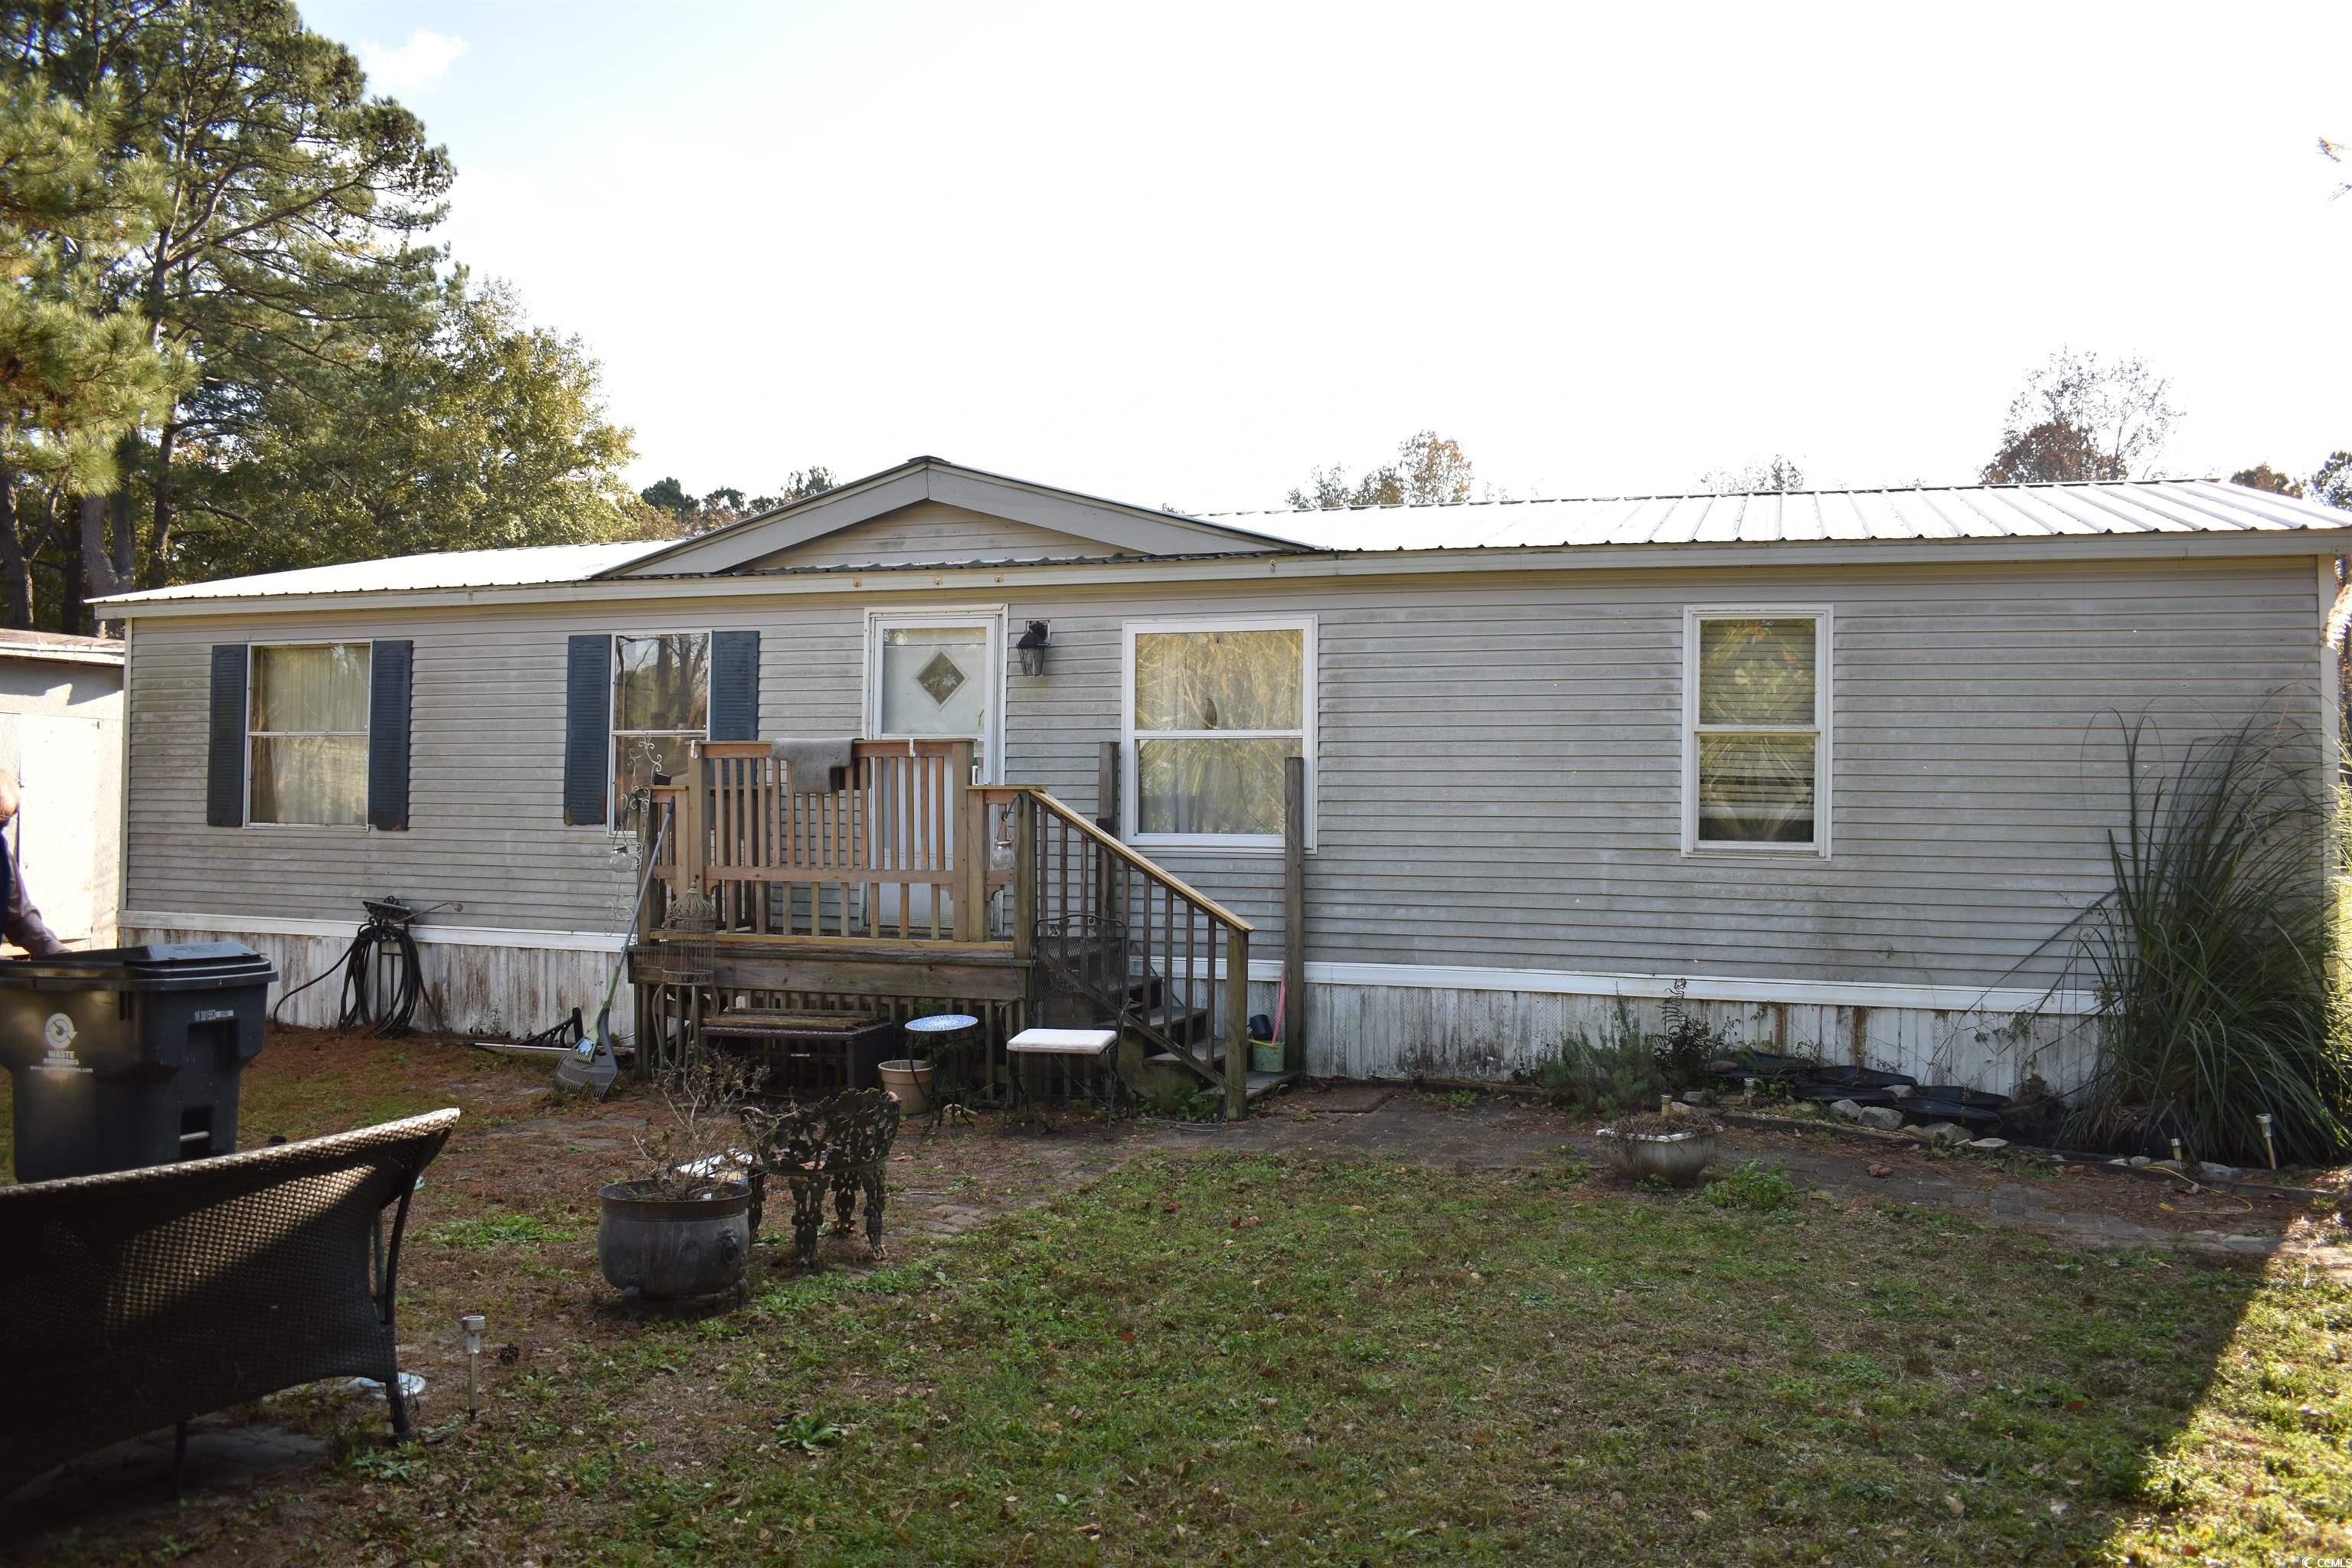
xmin=1224 ymin=926 xmax=1248 ymax=1121
xmin=1095 ymin=740 xmax=1119 ymax=834
xmin=1012 ymin=791 xmax=1036 ymax=965
xmin=681 ymin=746 xmax=707 ymax=896
xmin=1282 ymin=755 xmax=1305 ymax=1073
xmin=959 ymin=787 xmax=988 ymax=942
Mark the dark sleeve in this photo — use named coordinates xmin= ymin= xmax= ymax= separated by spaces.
xmin=5 ymin=841 xmax=65 ymax=956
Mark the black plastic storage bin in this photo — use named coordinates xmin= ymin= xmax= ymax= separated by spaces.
xmin=0 ymin=942 xmax=276 ymax=1183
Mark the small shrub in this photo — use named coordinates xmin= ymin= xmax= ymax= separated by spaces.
xmin=1703 ymin=1160 xmax=1797 ymax=1212
xmin=1654 ymin=978 xmax=1732 ymax=1091
xmin=1532 ymin=1003 xmax=1658 ymax=1115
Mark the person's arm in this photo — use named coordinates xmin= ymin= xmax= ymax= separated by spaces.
xmin=4 ymin=841 xmax=65 ymax=956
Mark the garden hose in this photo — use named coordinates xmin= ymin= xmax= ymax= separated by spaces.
xmin=273 ymin=900 xmax=456 ymax=1036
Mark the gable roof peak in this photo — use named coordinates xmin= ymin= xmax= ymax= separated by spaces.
xmin=597 ymin=455 xmax=1305 ymax=580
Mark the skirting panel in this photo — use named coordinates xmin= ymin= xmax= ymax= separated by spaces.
xmin=129 ymin=923 xmax=2089 ymax=1096
xmin=123 ymin=926 xmax=619 ymax=1040
xmin=1298 ymin=982 xmax=2091 ymax=1096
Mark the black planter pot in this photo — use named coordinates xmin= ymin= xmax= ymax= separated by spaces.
xmin=596 ymin=1178 xmax=753 ymax=1302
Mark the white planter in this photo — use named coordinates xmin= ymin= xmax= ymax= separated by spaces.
xmin=1599 ymin=1128 xmax=1717 ymax=1187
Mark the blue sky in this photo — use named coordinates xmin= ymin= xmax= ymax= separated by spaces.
xmin=302 ymin=1 xmax=2352 ymax=511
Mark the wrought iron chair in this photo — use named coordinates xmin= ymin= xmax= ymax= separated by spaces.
xmin=738 ymin=1088 xmax=902 ymax=1272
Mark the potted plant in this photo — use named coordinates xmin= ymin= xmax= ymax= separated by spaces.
xmin=598 ymin=1056 xmax=761 ymax=1303
xmin=1596 ymin=1109 xmax=1719 ymax=1187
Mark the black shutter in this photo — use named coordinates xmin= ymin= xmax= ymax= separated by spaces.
xmin=206 ymin=645 xmax=247 ymax=828
xmin=710 ymin=629 xmax=760 ymax=742
xmin=563 ymin=634 xmax=610 ymax=825
xmin=368 ymin=640 xmax=413 ymax=831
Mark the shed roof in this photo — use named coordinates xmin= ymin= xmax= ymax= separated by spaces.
xmin=0 ymin=626 xmax=125 ymax=665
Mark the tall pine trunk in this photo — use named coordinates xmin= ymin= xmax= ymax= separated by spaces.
xmin=0 ymin=476 xmax=33 ymax=629
xmin=78 ymin=494 xmax=115 ymax=609
xmin=60 ymin=499 xmax=85 ymax=635
xmin=109 ymin=490 xmax=134 ymax=586
xmin=142 ymin=420 xmax=176 ymax=590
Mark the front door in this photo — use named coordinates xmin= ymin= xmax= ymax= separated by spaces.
xmin=865 ymin=612 xmax=1003 ymax=932
xmin=866 ymin=612 xmax=1002 ymax=781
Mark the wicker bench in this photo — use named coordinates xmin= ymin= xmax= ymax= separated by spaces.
xmin=0 ymin=1108 xmax=459 ymax=1500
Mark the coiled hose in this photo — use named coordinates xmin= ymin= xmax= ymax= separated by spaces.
xmin=273 ymin=907 xmax=427 ymax=1035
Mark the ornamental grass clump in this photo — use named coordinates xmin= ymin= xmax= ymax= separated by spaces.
xmin=2063 ymin=717 xmax=2352 ymax=1167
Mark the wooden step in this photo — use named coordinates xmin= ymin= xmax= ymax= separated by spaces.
xmin=1132 ymin=1001 xmax=1207 ymax=1038
xmin=1139 ymin=1054 xmax=1296 ymax=1102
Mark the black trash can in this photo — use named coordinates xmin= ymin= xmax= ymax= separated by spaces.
xmin=0 ymin=942 xmax=277 ymax=1184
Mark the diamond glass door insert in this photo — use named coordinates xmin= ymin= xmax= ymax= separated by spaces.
xmin=916 ymin=649 xmax=968 ymax=705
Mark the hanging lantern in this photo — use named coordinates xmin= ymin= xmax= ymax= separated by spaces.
xmin=1016 ymin=620 xmax=1050 ymax=677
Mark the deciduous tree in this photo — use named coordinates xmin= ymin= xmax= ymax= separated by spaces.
xmin=1982 ymin=350 xmax=2179 ymax=485
xmin=172 ymin=278 xmax=642 ymax=580
xmin=1699 ymin=456 xmax=1806 ymax=494
xmin=1288 ymin=431 xmax=1473 ymax=509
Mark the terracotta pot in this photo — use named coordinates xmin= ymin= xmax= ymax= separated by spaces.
xmin=596 ymin=1178 xmax=752 ymax=1302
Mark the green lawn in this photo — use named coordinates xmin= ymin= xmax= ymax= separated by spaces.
xmin=72 ymin=1148 xmax=2337 ymax=1567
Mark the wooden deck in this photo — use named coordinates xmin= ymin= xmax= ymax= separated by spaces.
xmin=631 ymin=739 xmax=1286 ymax=1118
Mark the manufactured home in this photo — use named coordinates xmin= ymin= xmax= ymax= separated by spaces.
xmin=94 ymin=458 xmax=2352 ymax=1102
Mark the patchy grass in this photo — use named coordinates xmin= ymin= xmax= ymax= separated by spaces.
xmin=28 ymin=1150 xmax=2341 ymax=1566
xmin=420 ymin=1211 xmax=580 ymax=1250
xmin=5 ymin=1034 xmax=2346 ymax=1565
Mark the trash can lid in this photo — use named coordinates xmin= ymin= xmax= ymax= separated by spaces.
xmin=0 ymin=941 xmax=277 ymax=991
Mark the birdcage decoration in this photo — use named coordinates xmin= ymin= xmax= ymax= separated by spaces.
xmin=648 ymin=882 xmax=719 ymax=987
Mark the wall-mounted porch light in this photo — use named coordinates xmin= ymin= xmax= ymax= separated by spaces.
xmin=1016 ymin=619 xmax=1050 ymax=676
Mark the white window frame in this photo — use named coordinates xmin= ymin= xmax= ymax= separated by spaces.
xmin=1681 ymin=606 xmax=1832 ymax=859
xmin=609 ymin=627 xmax=713 ymax=829
xmin=244 ymin=641 xmax=371 ymax=829
xmin=862 ymin=607 xmax=1007 ymax=783
xmin=1121 ymin=613 xmax=1318 ymax=854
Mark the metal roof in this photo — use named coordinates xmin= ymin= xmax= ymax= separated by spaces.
xmin=0 ymin=626 xmax=123 ymax=664
xmin=96 ymin=540 xmax=671 ymax=606
xmin=1214 ymin=479 xmax=2352 ymax=552
xmin=89 ymin=479 xmax=2352 ymax=610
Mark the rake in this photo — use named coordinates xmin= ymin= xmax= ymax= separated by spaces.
xmin=555 ymin=802 xmax=673 ymax=1099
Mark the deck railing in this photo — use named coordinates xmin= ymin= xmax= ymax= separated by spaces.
xmin=648 ymin=740 xmax=1008 ymax=941
xmin=645 ymin=741 xmax=1256 ymax=1116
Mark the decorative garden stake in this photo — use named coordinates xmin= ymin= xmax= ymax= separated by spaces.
xmin=2257 ymin=1113 xmax=2277 ymax=1170
xmin=462 ymin=1314 xmax=485 ymax=1419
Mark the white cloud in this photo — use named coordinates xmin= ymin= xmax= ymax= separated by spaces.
xmin=358 ymin=30 xmax=469 ymax=94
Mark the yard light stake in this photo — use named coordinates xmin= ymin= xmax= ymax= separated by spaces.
xmin=2258 ymin=1113 xmax=2277 ymax=1171
xmin=2169 ymin=1136 xmax=2184 ymax=1167
xmin=462 ymin=1314 xmax=485 ymax=1419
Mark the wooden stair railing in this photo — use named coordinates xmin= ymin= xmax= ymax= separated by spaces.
xmin=1014 ymin=789 xmax=1256 ymax=1121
